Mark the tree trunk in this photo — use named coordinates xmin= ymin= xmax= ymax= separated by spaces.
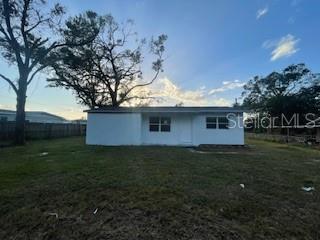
xmin=14 ymin=80 xmax=27 ymax=145
xmin=111 ymin=92 xmax=119 ymax=107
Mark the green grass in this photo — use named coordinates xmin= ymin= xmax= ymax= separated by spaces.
xmin=0 ymin=137 xmax=320 ymax=239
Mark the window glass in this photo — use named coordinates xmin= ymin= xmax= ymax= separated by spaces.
xmin=206 ymin=117 xmax=217 ymax=129
xmin=206 ymin=117 xmax=216 ymax=123
xmin=149 ymin=117 xmax=159 ymax=132
xmin=150 ymin=117 xmax=160 ymax=124
xmin=161 ymin=124 xmax=170 ymax=132
xmin=161 ymin=117 xmax=171 ymax=125
xmin=0 ymin=117 xmax=8 ymax=122
xmin=149 ymin=124 xmax=159 ymax=132
xmin=218 ymin=117 xmax=229 ymax=129
xmin=149 ymin=117 xmax=171 ymax=132
xmin=206 ymin=123 xmax=216 ymax=129
xmin=206 ymin=116 xmax=229 ymax=129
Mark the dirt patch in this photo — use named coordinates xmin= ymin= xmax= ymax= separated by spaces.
xmin=188 ymin=148 xmax=240 ymax=154
xmin=188 ymin=145 xmax=262 ymax=155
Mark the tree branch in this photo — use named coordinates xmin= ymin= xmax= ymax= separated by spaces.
xmin=3 ymin=0 xmax=24 ymax=67
xmin=0 ymin=24 xmax=11 ymax=43
xmin=21 ymin=0 xmax=31 ymax=66
xmin=26 ymin=15 xmax=49 ymax=33
xmin=119 ymin=69 xmax=160 ymax=102
xmin=27 ymin=65 xmax=46 ymax=85
xmin=29 ymin=33 xmax=98 ymax=71
xmin=0 ymin=73 xmax=18 ymax=93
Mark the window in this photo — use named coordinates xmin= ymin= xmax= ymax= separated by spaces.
xmin=218 ymin=117 xmax=229 ymax=129
xmin=149 ymin=117 xmax=171 ymax=132
xmin=206 ymin=116 xmax=229 ymax=129
xmin=0 ymin=117 xmax=7 ymax=122
xmin=149 ymin=117 xmax=160 ymax=132
xmin=160 ymin=117 xmax=171 ymax=132
xmin=206 ymin=117 xmax=217 ymax=129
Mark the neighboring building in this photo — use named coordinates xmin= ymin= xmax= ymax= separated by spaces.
xmin=85 ymin=107 xmax=244 ymax=146
xmin=71 ymin=119 xmax=87 ymax=125
xmin=0 ymin=109 xmax=69 ymax=124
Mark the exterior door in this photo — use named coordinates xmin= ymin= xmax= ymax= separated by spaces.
xmin=179 ymin=116 xmax=192 ymax=145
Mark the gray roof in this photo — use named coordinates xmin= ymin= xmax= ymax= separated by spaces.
xmin=85 ymin=106 xmax=244 ymax=113
xmin=0 ymin=109 xmax=67 ymax=122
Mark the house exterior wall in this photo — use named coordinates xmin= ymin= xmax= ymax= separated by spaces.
xmin=86 ymin=111 xmax=244 ymax=146
xmin=86 ymin=113 xmax=142 ymax=145
xmin=192 ymin=113 xmax=244 ymax=145
xmin=141 ymin=113 xmax=193 ymax=145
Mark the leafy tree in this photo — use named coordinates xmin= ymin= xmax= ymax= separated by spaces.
xmin=242 ymin=64 xmax=319 ymax=132
xmin=296 ymin=79 xmax=320 ymax=114
xmin=48 ymin=14 xmax=167 ymax=108
xmin=242 ymin=64 xmax=317 ymax=115
xmin=0 ymin=0 xmax=99 ymax=144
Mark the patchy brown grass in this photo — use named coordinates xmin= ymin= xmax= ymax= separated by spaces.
xmin=0 ymin=137 xmax=320 ymax=239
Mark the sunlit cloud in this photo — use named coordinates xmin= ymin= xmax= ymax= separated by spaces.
xmin=132 ymin=77 xmax=236 ymax=107
xmin=208 ymin=80 xmax=245 ymax=95
xmin=55 ymin=107 xmax=86 ymax=120
xmin=263 ymin=34 xmax=300 ymax=61
xmin=256 ymin=7 xmax=268 ymax=19
xmin=151 ymin=77 xmax=208 ymax=105
xmin=0 ymin=103 xmax=14 ymax=110
xmin=211 ymin=98 xmax=232 ymax=106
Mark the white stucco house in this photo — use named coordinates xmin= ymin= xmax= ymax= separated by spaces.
xmin=85 ymin=107 xmax=244 ymax=146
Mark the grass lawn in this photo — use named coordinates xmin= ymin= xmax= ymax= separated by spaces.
xmin=0 ymin=137 xmax=320 ymax=239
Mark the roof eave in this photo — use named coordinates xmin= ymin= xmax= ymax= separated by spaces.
xmin=84 ymin=107 xmax=245 ymax=114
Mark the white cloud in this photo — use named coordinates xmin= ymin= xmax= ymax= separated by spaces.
xmin=262 ymin=39 xmax=276 ymax=49
xmin=263 ymin=34 xmax=300 ymax=61
xmin=55 ymin=107 xmax=86 ymax=120
xmin=123 ymin=77 xmax=245 ymax=106
xmin=151 ymin=77 xmax=208 ymax=105
xmin=0 ymin=103 xmax=13 ymax=110
xmin=256 ymin=7 xmax=268 ymax=19
xmin=208 ymin=80 xmax=245 ymax=95
xmin=129 ymin=77 xmax=235 ymax=107
xmin=211 ymin=98 xmax=232 ymax=106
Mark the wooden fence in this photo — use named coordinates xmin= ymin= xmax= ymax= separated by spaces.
xmin=0 ymin=122 xmax=86 ymax=141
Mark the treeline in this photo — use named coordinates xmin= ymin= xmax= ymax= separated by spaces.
xmin=241 ymin=64 xmax=320 ymax=134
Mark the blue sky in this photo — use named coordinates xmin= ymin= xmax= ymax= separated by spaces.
xmin=0 ymin=0 xmax=319 ymax=119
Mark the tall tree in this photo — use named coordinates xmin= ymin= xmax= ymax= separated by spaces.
xmin=242 ymin=64 xmax=319 ymax=131
xmin=296 ymin=78 xmax=320 ymax=114
xmin=242 ymin=64 xmax=317 ymax=115
xmin=48 ymin=14 xmax=167 ymax=108
xmin=0 ymin=0 xmax=98 ymax=144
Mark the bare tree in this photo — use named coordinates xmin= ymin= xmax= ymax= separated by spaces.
xmin=0 ymin=0 xmax=98 ymax=144
xmin=48 ymin=14 xmax=167 ymax=108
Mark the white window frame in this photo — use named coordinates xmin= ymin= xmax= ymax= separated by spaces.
xmin=206 ymin=116 xmax=229 ymax=129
